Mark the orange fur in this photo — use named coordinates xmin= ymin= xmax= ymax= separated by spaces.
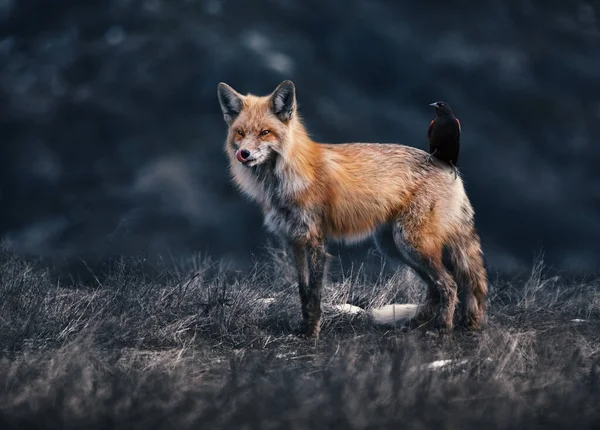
xmin=217 ymin=80 xmax=488 ymax=337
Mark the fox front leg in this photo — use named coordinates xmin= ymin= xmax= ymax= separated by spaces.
xmin=304 ymin=240 xmax=327 ymax=338
xmin=290 ymin=240 xmax=310 ymax=328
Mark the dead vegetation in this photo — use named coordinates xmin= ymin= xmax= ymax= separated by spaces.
xmin=0 ymin=244 xmax=599 ymax=429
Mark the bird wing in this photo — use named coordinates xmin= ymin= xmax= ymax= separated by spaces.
xmin=456 ymin=118 xmax=461 ymax=133
xmin=428 ymin=120 xmax=434 ymax=138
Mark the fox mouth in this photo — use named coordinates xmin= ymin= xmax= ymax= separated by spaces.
xmin=238 ymin=157 xmax=259 ymax=167
xmin=236 ymin=151 xmax=246 ymax=162
xmin=236 ymin=150 xmax=254 ymax=166
xmin=236 ymin=148 xmax=271 ymax=167
xmin=238 ymin=157 xmax=255 ymax=167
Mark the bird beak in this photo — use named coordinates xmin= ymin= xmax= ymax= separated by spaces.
xmin=429 ymin=102 xmax=439 ymax=108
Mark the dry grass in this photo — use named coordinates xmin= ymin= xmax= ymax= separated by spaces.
xmin=0 ymin=244 xmax=599 ymax=429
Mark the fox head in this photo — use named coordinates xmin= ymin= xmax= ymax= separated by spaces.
xmin=217 ymin=80 xmax=297 ymax=168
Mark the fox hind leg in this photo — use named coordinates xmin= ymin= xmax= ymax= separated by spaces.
xmin=444 ymin=231 xmax=488 ymax=330
xmin=374 ymin=224 xmax=440 ymax=329
xmin=391 ymin=223 xmax=458 ymax=332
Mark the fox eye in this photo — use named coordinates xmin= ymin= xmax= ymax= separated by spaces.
xmin=237 ymin=130 xmax=245 ymax=137
xmin=259 ymin=130 xmax=270 ymax=137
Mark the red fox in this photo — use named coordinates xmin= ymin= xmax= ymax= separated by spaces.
xmin=217 ymin=80 xmax=488 ymax=338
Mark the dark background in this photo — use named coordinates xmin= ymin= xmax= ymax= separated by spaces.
xmin=1 ymin=0 xmax=599 ymax=276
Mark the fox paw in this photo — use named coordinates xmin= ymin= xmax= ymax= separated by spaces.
xmin=298 ymin=319 xmax=321 ymax=339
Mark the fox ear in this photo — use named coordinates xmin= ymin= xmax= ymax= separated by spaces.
xmin=270 ymin=80 xmax=296 ymax=123
xmin=217 ymin=82 xmax=244 ymax=124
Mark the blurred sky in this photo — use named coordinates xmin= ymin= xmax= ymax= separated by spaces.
xmin=1 ymin=0 xmax=599 ymax=276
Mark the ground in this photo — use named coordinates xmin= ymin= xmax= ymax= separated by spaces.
xmin=0 ymin=244 xmax=599 ymax=429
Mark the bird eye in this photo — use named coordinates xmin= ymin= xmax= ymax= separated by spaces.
xmin=237 ymin=130 xmax=245 ymax=137
xmin=259 ymin=130 xmax=270 ymax=137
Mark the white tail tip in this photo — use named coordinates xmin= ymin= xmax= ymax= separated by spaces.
xmin=330 ymin=304 xmax=366 ymax=316
xmin=367 ymin=304 xmax=419 ymax=326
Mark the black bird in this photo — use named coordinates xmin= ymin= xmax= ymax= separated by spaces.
xmin=426 ymin=101 xmax=461 ymax=178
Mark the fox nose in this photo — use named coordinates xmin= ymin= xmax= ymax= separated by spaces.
xmin=236 ymin=149 xmax=251 ymax=163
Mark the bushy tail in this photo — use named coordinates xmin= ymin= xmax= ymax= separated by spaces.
xmin=446 ymin=227 xmax=488 ymax=329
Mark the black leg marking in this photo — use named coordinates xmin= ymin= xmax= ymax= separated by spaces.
xmin=305 ymin=240 xmax=327 ymax=338
xmin=373 ymin=223 xmax=403 ymax=261
xmin=290 ymin=241 xmax=309 ymax=324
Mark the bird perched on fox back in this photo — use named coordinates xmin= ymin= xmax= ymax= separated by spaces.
xmin=427 ymin=101 xmax=461 ymax=178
